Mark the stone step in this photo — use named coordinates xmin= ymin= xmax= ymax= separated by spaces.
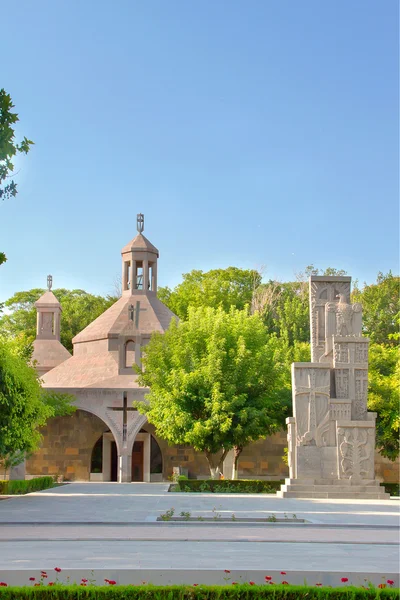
xmin=280 ymin=484 xmax=386 ymax=493
xmin=277 ymin=490 xmax=390 ymax=499
xmin=284 ymin=478 xmax=380 ymax=487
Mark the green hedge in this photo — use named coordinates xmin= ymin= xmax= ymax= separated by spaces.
xmin=383 ymin=483 xmax=399 ymax=496
xmin=177 ymin=479 xmax=284 ymax=493
xmin=0 ymin=477 xmax=54 ymax=495
xmin=0 ymin=585 xmax=397 ymax=600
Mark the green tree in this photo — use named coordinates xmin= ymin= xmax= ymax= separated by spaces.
xmin=0 ymin=289 xmax=117 ymax=353
xmin=0 ymin=336 xmax=75 ymax=474
xmin=352 ymin=272 xmax=400 ymax=345
xmin=136 ymin=306 xmax=288 ymax=478
xmin=368 ymin=343 xmax=399 ymax=460
xmin=158 ymin=267 xmax=260 ymax=320
xmin=252 ymin=280 xmax=310 ymax=344
xmin=1 ymin=89 xmax=34 ymax=265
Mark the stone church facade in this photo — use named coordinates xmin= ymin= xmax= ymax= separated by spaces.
xmin=26 ymin=218 xmax=398 ymax=484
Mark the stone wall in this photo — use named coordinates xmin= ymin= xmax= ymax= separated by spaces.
xmin=26 ymin=410 xmax=107 ymax=481
xmin=26 ymin=413 xmax=399 ymax=483
xmin=237 ymin=432 xmax=288 ymax=479
xmin=375 ymin=452 xmax=400 ymax=483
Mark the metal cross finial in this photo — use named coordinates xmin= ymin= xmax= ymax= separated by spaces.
xmin=137 ymin=213 xmax=144 ymax=233
xmin=47 ymin=275 xmax=53 ymax=291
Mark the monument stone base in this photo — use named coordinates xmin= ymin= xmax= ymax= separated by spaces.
xmin=277 ymin=478 xmax=389 ymax=499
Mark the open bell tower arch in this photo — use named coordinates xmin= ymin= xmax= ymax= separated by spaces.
xmin=121 ymin=213 xmax=159 ymax=294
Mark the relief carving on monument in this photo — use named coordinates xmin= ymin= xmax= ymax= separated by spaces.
xmin=354 ymin=369 xmax=368 ymax=420
xmin=337 ymin=425 xmax=375 ymax=481
xmin=335 ymin=369 xmax=349 ymax=398
xmin=310 ymin=279 xmax=351 ymax=362
xmin=329 ymin=401 xmax=351 ymax=421
xmin=293 ymin=367 xmax=330 ymax=447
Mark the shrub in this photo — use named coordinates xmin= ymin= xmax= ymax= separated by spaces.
xmin=177 ymin=479 xmax=284 ymax=493
xmin=383 ymin=483 xmax=399 ymax=496
xmin=0 ymin=476 xmax=54 ymax=495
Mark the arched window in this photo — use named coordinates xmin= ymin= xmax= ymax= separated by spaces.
xmin=90 ymin=436 xmax=103 ymax=473
xmin=125 ymin=340 xmax=135 ymax=368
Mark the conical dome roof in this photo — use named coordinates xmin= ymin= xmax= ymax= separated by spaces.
xmin=34 ymin=290 xmax=61 ymax=307
xmin=121 ymin=233 xmax=159 ymax=256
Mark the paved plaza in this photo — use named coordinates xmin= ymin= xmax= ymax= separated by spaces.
xmin=0 ymin=483 xmax=398 ymax=586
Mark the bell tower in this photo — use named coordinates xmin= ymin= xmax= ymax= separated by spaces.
xmin=34 ymin=274 xmax=62 ymax=340
xmin=31 ymin=276 xmax=71 ymax=377
xmin=121 ymin=214 xmax=159 ymax=295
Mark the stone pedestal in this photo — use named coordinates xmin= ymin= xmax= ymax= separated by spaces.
xmin=279 ymin=276 xmax=389 ymax=500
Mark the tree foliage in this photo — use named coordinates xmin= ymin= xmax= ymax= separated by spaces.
xmin=0 ymin=336 xmax=75 ymax=470
xmin=368 ymin=343 xmax=399 ymax=460
xmin=1 ymin=89 xmax=33 ymax=265
xmin=0 ymin=289 xmax=117 ymax=353
xmin=136 ymin=306 xmax=288 ymax=477
xmin=158 ymin=267 xmax=260 ymax=320
xmin=352 ymin=272 xmax=399 ymax=346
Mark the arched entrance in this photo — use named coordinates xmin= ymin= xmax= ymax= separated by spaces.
xmin=90 ymin=432 xmax=119 ymax=482
xmin=90 ymin=431 xmax=163 ymax=482
xmin=121 ymin=428 xmax=164 ymax=482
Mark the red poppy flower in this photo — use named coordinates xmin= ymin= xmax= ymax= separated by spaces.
xmin=81 ymin=579 xmax=88 ymax=583
xmin=265 ymin=576 xmax=272 ymax=581
xmin=48 ymin=582 xmax=55 ymax=586
xmin=104 ymin=579 xmax=109 ymax=583
xmin=54 ymin=568 xmax=61 ymax=573
xmin=108 ymin=580 xmax=117 ymax=585
xmin=249 ymin=581 xmax=255 ymax=585
xmin=232 ymin=582 xmax=238 ymax=585
xmin=193 ymin=584 xmax=199 ymax=587
xmin=0 ymin=583 xmax=7 ymax=587
xmin=269 ymin=581 xmax=275 ymax=585
xmin=282 ymin=581 xmax=289 ymax=585
xmin=29 ymin=578 xmax=35 ymax=581
xmin=387 ymin=581 xmax=394 ymax=586
xmin=224 ymin=570 xmax=231 ymax=573
xmin=41 ymin=571 xmax=47 ymax=575
xmin=316 ymin=583 xmax=322 ymax=586
xmin=341 ymin=578 xmax=348 ymax=583
xmin=42 ymin=574 xmax=48 ymax=579
xmin=281 ymin=572 xmax=287 ymax=575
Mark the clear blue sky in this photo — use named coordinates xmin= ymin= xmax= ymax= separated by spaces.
xmin=1 ymin=1 xmax=398 ymax=302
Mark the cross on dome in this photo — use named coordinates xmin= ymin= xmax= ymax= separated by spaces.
xmin=47 ymin=274 xmax=53 ymax=290
xmin=137 ymin=213 xmax=144 ymax=233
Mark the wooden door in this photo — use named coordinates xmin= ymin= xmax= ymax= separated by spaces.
xmin=131 ymin=441 xmax=144 ymax=481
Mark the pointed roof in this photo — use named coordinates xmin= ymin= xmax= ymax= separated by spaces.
xmin=121 ymin=233 xmax=159 ymax=256
xmin=72 ymin=293 xmax=176 ymax=344
xmin=32 ymin=339 xmax=71 ymax=374
xmin=34 ymin=290 xmax=61 ymax=308
xmin=41 ymin=349 xmax=141 ymax=389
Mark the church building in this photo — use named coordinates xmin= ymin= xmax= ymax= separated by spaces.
xmin=25 ymin=216 xmax=397 ymax=484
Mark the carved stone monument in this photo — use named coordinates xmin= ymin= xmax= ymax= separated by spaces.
xmin=278 ymin=276 xmax=389 ymax=499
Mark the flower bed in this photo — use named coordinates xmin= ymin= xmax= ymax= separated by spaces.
xmin=0 ymin=583 xmax=397 ymax=599
xmin=175 ymin=479 xmax=284 ymax=493
xmin=0 ymin=477 xmax=54 ymax=495
xmin=0 ymin=570 xmax=397 ymax=596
